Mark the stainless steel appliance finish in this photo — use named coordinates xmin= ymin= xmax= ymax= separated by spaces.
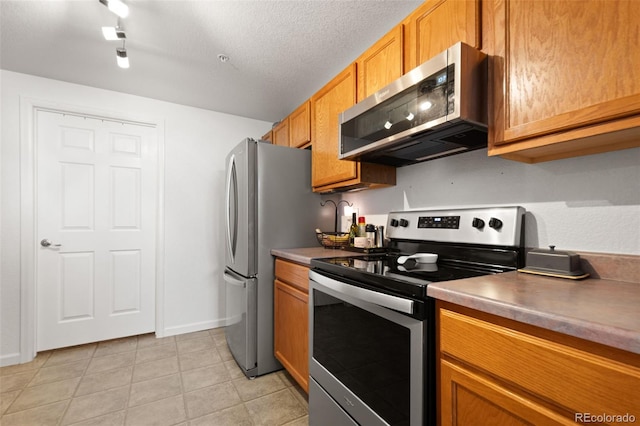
xmin=309 ymin=270 xmax=429 ymax=426
xmin=309 ymin=206 xmax=525 ymax=426
xmin=386 ymin=206 xmax=525 ymax=247
xmin=224 ymin=138 xmax=330 ymax=378
xmin=339 ymin=42 xmax=487 ymax=167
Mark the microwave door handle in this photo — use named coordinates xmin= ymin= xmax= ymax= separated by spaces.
xmin=309 ymin=270 xmax=414 ymax=314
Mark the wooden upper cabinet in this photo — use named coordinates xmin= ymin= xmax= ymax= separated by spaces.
xmin=311 ymin=64 xmax=358 ymax=189
xmin=356 ymin=24 xmax=404 ymax=102
xmin=289 ymin=101 xmax=311 ymax=148
xmin=404 ymin=0 xmax=480 ymax=71
xmin=487 ymin=0 xmax=640 ymax=163
xmin=311 ymin=64 xmax=395 ymax=192
xmin=261 ymin=130 xmax=273 ymax=143
xmin=272 ymin=118 xmax=289 ymax=147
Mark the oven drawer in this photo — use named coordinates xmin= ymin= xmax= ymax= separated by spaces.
xmin=309 ymin=378 xmax=358 ymax=426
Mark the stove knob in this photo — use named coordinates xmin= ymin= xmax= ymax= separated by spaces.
xmin=489 ymin=217 xmax=503 ymax=230
xmin=390 ymin=219 xmax=399 ymax=227
xmin=472 ymin=217 xmax=485 ymax=229
xmin=399 ymin=219 xmax=409 ymax=227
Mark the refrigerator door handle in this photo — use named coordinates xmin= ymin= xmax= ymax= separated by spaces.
xmin=223 ymin=270 xmax=246 ymax=288
xmin=225 ymin=154 xmax=238 ymax=263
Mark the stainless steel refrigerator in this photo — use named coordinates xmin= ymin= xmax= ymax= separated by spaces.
xmin=224 ymin=138 xmax=330 ymax=378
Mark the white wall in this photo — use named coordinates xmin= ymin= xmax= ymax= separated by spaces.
xmin=0 ymin=70 xmax=271 ymax=365
xmin=342 ymin=147 xmax=640 ymax=255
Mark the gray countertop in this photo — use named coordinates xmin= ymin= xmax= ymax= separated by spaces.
xmin=271 ymin=246 xmax=363 ymax=266
xmin=271 ymin=247 xmax=640 ymax=355
xmin=428 ymin=271 xmax=640 ymax=354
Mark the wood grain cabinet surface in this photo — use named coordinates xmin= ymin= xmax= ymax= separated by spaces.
xmin=356 ymin=24 xmax=404 ymax=102
xmin=274 ymin=258 xmax=310 ymax=393
xmin=261 ymin=130 xmax=273 ymax=144
xmin=437 ymin=301 xmax=640 ymax=426
xmin=487 ymin=0 xmax=640 ymax=163
xmin=311 ymin=63 xmax=395 ymax=193
xmin=403 ymin=0 xmax=481 ymax=71
xmin=272 ymin=118 xmax=290 ymax=147
xmin=289 ymin=101 xmax=311 ymax=148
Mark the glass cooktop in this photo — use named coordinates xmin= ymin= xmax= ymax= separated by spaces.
xmin=311 ymin=253 xmax=503 ymax=300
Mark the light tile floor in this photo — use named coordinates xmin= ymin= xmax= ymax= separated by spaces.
xmin=0 ymin=328 xmax=309 ymax=425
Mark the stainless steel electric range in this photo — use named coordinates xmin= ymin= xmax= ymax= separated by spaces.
xmin=308 ymin=206 xmax=525 ymax=426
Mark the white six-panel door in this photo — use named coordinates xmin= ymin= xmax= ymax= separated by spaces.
xmin=36 ymin=111 xmax=158 ymax=351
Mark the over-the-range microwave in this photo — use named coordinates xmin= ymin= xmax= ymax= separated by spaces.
xmin=339 ymin=42 xmax=488 ymax=167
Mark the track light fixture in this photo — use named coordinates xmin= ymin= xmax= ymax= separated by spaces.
xmin=102 ymin=26 xmax=126 ymax=41
xmin=116 ymin=41 xmax=129 ymax=69
xmin=99 ymin=0 xmax=129 ymax=18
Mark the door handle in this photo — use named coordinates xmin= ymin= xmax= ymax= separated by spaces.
xmin=224 ymin=271 xmax=246 ymax=288
xmin=41 ymin=239 xmax=61 ymax=248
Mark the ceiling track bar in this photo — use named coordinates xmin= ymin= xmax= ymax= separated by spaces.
xmin=36 ymin=107 xmax=155 ymax=128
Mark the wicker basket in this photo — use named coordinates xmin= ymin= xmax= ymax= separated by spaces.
xmin=316 ymin=232 xmax=350 ymax=249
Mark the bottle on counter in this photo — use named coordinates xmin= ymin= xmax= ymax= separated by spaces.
xmin=376 ymin=225 xmax=385 ymax=248
xmin=357 ymin=216 xmax=366 ymax=237
xmin=349 ymin=213 xmax=359 ymax=246
xmin=365 ymin=224 xmax=376 ymax=247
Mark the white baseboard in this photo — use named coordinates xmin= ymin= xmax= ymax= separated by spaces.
xmin=2 ymin=319 xmax=229 ymax=366
xmin=162 ymin=319 xmax=226 ymax=337
xmin=0 ymin=352 xmax=23 ymax=367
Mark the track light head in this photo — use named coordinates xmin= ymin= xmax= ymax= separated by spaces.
xmin=99 ymin=0 xmax=129 ymax=18
xmin=102 ymin=26 xmax=126 ymax=41
xmin=116 ymin=47 xmax=129 ymax=68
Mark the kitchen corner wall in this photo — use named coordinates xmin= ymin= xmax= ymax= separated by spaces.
xmin=342 ymin=147 xmax=640 ymax=255
xmin=0 ymin=70 xmax=271 ymax=365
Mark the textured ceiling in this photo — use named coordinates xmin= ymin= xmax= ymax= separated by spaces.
xmin=0 ymin=0 xmax=422 ymax=122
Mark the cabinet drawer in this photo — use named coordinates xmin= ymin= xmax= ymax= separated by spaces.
xmin=439 ymin=307 xmax=640 ymax=418
xmin=275 ymin=258 xmax=309 ymax=293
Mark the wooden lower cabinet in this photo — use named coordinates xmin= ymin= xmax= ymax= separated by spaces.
xmin=274 ymin=258 xmax=310 ymax=392
xmin=437 ymin=301 xmax=640 ymax=425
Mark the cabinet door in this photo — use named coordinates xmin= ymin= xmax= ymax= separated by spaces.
xmin=272 ymin=119 xmax=290 ymax=147
xmin=357 ymin=24 xmax=404 ymax=102
xmin=311 ymin=64 xmax=358 ymax=189
xmin=488 ymin=0 xmax=640 ymax=162
xmin=261 ymin=130 xmax=273 ymax=143
xmin=274 ymin=279 xmax=309 ymax=393
xmin=438 ymin=302 xmax=640 ymax=425
xmin=440 ymin=360 xmax=575 ymax=426
xmin=289 ymin=101 xmax=311 ymax=148
xmin=404 ymin=0 xmax=480 ymax=71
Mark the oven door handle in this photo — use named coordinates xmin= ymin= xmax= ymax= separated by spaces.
xmin=309 ymin=270 xmax=414 ymax=315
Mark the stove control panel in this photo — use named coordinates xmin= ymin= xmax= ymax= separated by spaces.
xmin=418 ymin=215 xmax=460 ymax=229
xmin=386 ymin=206 xmax=525 ymax=246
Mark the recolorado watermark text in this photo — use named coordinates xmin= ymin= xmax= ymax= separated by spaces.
xmin=575 ymin=412 xmax=636 ymax=423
